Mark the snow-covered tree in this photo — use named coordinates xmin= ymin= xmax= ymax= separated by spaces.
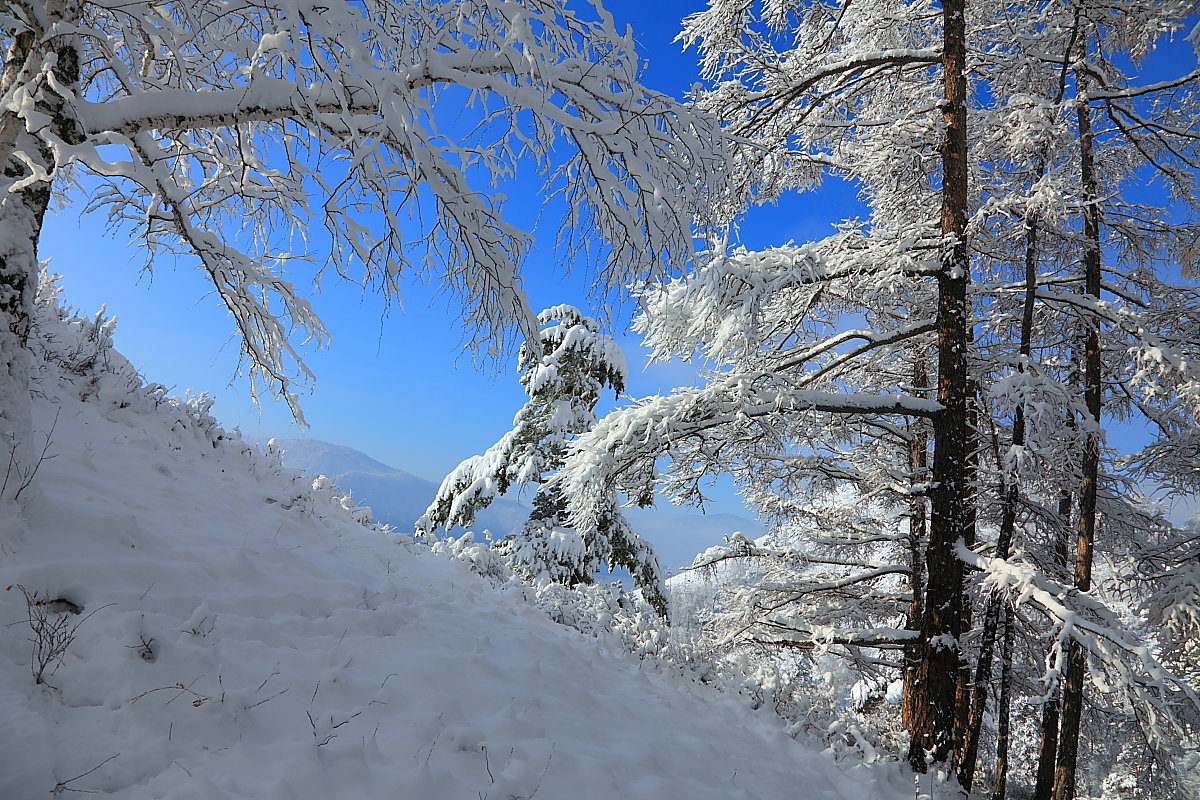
xmin=0 ymin=0 xmax=728 ymax=506
xmin=417 ymin=304 xmax=665 ymax=614
xmin=559 ymin=0 xmax=1200 ymax=789
xmin=555 ymin=0 xmax=968 ymax=774
xmin=964 ymin=5 xmax=1200 ymax=797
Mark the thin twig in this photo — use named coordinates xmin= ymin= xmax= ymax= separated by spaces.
xmin=243 ymin=687 xmax=288 ymax=710
xmin=15 ymin=407 xmax=61 ymax=501
xmin=51 ymin=753 xmax=120 ymax=797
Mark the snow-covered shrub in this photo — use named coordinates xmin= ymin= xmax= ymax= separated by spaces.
xmin=430 ymin=531 xmax=667 ymax=656
xmin=430 ymin=532 xmax=517 ymax=586
xmin=306 ymin=473 xmax=375 ymax=526
xmin=532 ymin=581 xmax=674 ymax=661
xmin=30 ymin=274 xmax=156 ymax=413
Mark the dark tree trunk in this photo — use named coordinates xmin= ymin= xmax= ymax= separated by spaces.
xmin=1050 ymin=76 xmax=1103 ymax=800
xmin=907 ymin=0 xmax=974 ymax=775
xmin=1035 ymin=690 xmax=1063 ymax=800
xmin=953 ymin=383 xmax=980 ymax=772
xmin=991 ymin=604 xmax=1014 ymax=800
xmin=903 ymin=359 xmax=930 ymax=733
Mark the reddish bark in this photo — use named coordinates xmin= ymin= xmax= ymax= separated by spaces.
xmin=907 ymin=0 xmax=974 ymax=773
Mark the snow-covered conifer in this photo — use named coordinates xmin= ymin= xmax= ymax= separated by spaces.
xmin=418 ymin=305 xmax=665 ymax=614
xmin=560 ymin=0 xmax=1200 ymax=788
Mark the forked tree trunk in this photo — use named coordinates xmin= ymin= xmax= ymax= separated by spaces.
xmin=1050 ymin=75 xmax=1104 ymax=800
xmin=907 ymin=0 xmax=974 ymax=775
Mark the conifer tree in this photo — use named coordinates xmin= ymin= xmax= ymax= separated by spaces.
xmin=418 ymin=305 xmax=665 ymax=614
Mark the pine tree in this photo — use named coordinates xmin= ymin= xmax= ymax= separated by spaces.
xmin=417 ymin=305 xmax=665 ymax=614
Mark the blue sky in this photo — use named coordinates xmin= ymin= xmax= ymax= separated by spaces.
xmin=41 ymin=2 xmax=1199 ymax=525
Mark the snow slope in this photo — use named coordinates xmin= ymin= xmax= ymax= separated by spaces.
xmin=0 ymin=293 xmax=910 ymax=799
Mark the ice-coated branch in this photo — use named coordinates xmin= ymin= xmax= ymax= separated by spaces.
xmin=559 ymin=378 xmax=942 ymax=533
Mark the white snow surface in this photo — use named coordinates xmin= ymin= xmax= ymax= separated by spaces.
xmin=0 ymin=303 xmax=910 ymax=799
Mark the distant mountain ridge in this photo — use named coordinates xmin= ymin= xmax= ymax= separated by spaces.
xmin=260 ymin=437 xmax=763 ymax=571
xmin=266 ymin=437 xmax=410 ymax=476
xmin=262 ymin=437 xmax=531 ymax=536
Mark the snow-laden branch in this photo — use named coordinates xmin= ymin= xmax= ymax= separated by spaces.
xmin=1088 ymin=69 xmax=1200 ymax=100
xmin=637 ymin=229 xmax=941 ymax=365
xmin=559 ymin=376 xmax=941 ymax=532
xmin=958 ymin=541 xmax=1200 ymax=752
xmin=776 ymin=319 xmax=938 ymax=380
xmin=3 ymin=0 xmax=730 ymax=415
xmin=750 ymin=624 xmax=917 ymax=651
xmin=727 ymin=49 xmax=942 ymax=132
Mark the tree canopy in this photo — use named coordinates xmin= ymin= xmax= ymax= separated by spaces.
xmin=560 ymin=0 xmax=1200 ymax=793
xmin=0 ymin=0 xmax=729 ymax=504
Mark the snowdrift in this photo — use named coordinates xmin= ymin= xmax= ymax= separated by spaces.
xmin=0 ymin=287 xmax=908 ymax=799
